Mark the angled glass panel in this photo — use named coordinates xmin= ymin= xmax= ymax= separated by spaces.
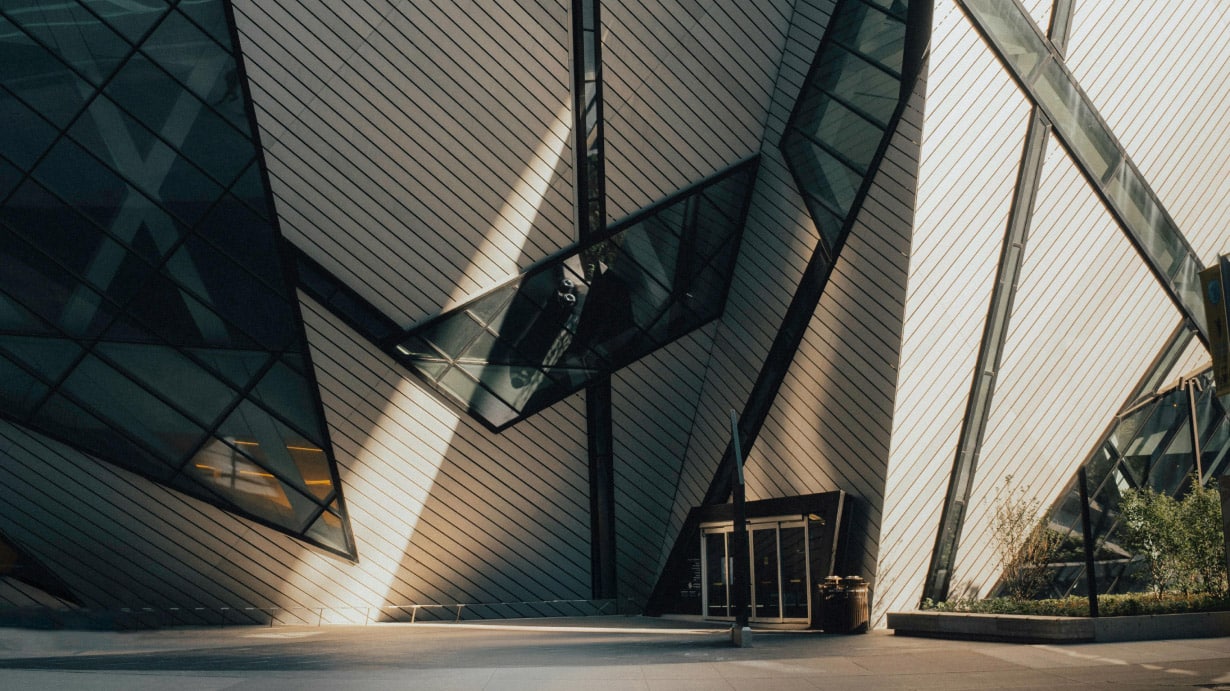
xmin=31 ymin=392 xmax=173 ymax=480
xmin=0 ymin=13 xmax=95 ymax=131
xmin=0 ymin=351 xmax=49 ymax=419
xmin=397 ymin=157 xmax=759 ymax=431
xmin=95 ymin=341 xmax=239 ymax=428
xmin=959 ymin=0 xmax=1208 ymax=341
xmin=1031 ymin=59 xmax=1119 ymax=180
xmin=829 ymin=1 xmax=906 ymax=73
xmin=0 ymin=157 xmax=21 ymax=200
xmin=812 ymin=46 xmax=899 ymax=126
xmin=0 ymin=0 xmax=353 ymax=558
xmin=181 ymin=436 xmax=322 ymax=532
xmin=304 ymin=501 xmax=351 ymax=555
xmin=1044 ymin=364 xmax=1230 ymax=597
xmin=0 ymin=89 xmax=61 ymax=168
xmin=90 ymin=0 xmax=170 ymax=44
xmin=0 ymin=335 xmax=83 ymax=384
xmin=961 ymin=0 xmax=1048 ymax=78
xmin=210 ymin=398 xmax=334 ymax=505
xmin=176 ymin=3 xmax=232 ymax=49
xmin=3 ymin=1 xmax=132 ymax=86
xmin=1202 ymin=417 xmax=1230 ymax=480
xmin=781 ymin=0 xmax=913 ymax=265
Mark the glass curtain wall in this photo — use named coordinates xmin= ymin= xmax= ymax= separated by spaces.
xmin=396 ymin=158 xmax=759 ymax=431
xmin=1043 ymin=369 xmax=1230 ymax=596
xmin=781 ymin=0 xmax=912 ymax=263
xmin=0 ymin=0 xmax=353 ymax=557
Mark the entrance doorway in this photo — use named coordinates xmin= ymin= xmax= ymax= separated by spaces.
xmin=701 ymin=518 xmax=810 ymax=623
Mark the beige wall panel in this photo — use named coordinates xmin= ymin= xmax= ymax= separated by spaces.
xmin=656 ymin=0 xmax=837 ymax=570
xmin=1022 ymin=0 xmax=1052 ymax=31
xmin=743 ymin=74 xmax=923 ymax=591
xmin=602 ymin=0 xmax=795 ymax=218
xmin=0 ymin=298 xmax=597 ymax=619
xmin=611 ymin=324 xmax=719 ymax=602
xmin=1065 ymin=1 xmax=1230 ymax=263
xmin=873 ymin=2 xmax=1033 ymax=625
xmin=948 ymin=138 xmax=1179 ymax=598
xmin=232 ymin=0 xmax=576 ymax=327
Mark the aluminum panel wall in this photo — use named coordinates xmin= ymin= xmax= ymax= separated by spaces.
xmin=232 ymin=0 xmax=576 ymax=327
xmin=743 ymin=75 xmax=923 ymax=592
xmin=873 ymin=2 xmax=1033 ymax=624
xmin=1065 ymin=1 xmax=1230 ymax=263
xmin=0 ymin=297 xmax=594 ymax=619
xmin=947 ymin=137 xmax=1179 ymax=598
xmin=602 ymin=0 xmax=794 ymax=218
xmin=657 ymin=0 xmax=836 ymax=572
xmin=610 ymin=325 xmax=718 ymax=603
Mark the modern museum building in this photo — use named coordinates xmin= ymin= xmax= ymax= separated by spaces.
xmin=1 ymin=0 xmax=1228 ymax=628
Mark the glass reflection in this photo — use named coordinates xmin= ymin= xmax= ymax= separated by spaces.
xmin=781 ymin=0 xmax=910 ymax=260
xmin=1044 ymin=369 xmax=1230 ymax=597
xmin=398 ymin=158 xmax=759 ymax=431
xmin=0 ymin=0 xmax=352 ymax=556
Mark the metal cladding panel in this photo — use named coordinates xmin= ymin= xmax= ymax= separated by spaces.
xmin=743 ymin=76 xmax=922 ymax=595
xmin=0 ymin=299 xmax=594 ymax=618
xmin=1065 ymin=1 xmax=1230 ymax=263
xmin=947 ymin=137 xmax=1178 ymax=600
xmin=657 ymin=0 xmax=836 ymax=574
xmin=298 ymin=300 xmax=593 ymax=614
xmin=610 ymin=324 xmax=717 ymax=602
xmin=874 ymin=2 xmax=1032 ymax=625
xmin=602 ymin=0 xmax=794 ymax=219
xmin=231 ymin=0 xmax=576 ymax=327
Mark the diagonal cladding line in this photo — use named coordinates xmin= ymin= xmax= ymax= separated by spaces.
xmin=702 ymin=0 xmax=932 ymax=507
xmin=957 ymin=0 xmax=1210 ymax=344
xmin=921 ymin=0 xmax=1074 ymax=604
xmin=921 ymin=107 xmax=1052 ymax=602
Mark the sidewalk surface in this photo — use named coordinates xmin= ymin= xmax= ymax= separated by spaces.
xmin=0 ymin=615 xmax=1226 ymax=689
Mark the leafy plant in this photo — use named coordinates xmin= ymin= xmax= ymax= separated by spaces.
xmin=1177 ymin=481 xmax=1227 ymax=595
xmin=1117 ymin=487 xmax=1182 ymax=597
xmin=1118 ymin=477 xmax=1227 ymax=597
xmin=923 ymin=591 xmax=1230 ymax=617
xmin=992 ymin=476 xmax=1061 ymax=600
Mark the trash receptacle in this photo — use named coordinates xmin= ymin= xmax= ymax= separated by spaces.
xmin=816 ymin=575 xmax=869 ymax=634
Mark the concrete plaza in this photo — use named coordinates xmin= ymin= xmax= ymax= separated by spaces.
xmin=0 ymin=616 xmax=1227 ymax=689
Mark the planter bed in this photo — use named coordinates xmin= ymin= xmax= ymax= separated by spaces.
xmin=887 ymin=609 xmax=1230 ymax=643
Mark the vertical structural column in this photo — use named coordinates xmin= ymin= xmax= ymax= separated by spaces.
xmin=922 ymin=0 xmax=1074 ymax=602
xmin=571 ymin=0 xmax=617 ymax=600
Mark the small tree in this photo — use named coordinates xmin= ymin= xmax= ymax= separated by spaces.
xmin=1178 ymin=481 xmax=1227 ymax=595
xmin=1117 ymin=487 xmax=1181 ymax=597
xmin=1118 ymin=478 xmax=1227 ymax=597
xmin=993 ymin=477 xmax=1060 ymax=600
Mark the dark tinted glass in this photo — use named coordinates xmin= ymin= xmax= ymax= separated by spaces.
xmin=397 ymin=158 xmax=758 ymax=431
xmin=0 ymin=0 xmax=352 ymax=557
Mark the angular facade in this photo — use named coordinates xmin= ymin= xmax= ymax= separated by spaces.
xmin=0 ymin=0 xmax=1227 ymax=628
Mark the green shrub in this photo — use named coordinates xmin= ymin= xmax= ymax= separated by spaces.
xmin=1118 ymin=478 xmax=1227 ymax=597
xmin=1118 ymin=487 xmax=1182 ymax=596
xmin=922 ymin=592 xmax=1230 ymax=617
xmin=1180 ymin=481 xmax=1228 ymax=595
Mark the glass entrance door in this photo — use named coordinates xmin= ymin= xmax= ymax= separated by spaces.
xmin=701 ymin=518 xmax=811 ymax=623
xmin=751 ymin=527 xmax=780 ymax=619
xmin=703 ymin=530 xmax=730 ymax=617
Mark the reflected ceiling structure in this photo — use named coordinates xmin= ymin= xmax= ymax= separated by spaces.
xmin=396 ymin=157 xmax=760 ymax=431
xmin=0 ymin=0 xmax=354 ymax=558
